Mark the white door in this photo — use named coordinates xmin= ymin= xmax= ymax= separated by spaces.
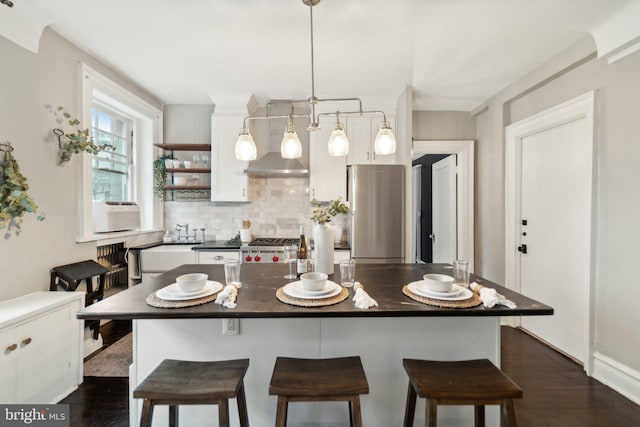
xmin=506 ymin=92 xmax=594 ymax=369
xmin=432 ymin=155 xmax=457 ymax=263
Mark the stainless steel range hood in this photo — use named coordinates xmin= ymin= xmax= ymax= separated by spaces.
xmin=244 ymin=101 xmax=310 ymax=178
xmin=244 ymin=152 xmax=309 ymax=177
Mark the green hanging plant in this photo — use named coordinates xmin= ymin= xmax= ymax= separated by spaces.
xmin=0 ymin=142 xmax=45 ymax=239
xmin=47 ymin=105 xmax=114 ymax=165
xmin=154 ymin=153 xmax=175 ymax=200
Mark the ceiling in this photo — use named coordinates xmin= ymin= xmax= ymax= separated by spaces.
xmin=1 ymin=0 xmax=635 ymax=110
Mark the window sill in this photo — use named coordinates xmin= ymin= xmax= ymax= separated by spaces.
xmin=77 ymin=229 xmax=164 ymax=246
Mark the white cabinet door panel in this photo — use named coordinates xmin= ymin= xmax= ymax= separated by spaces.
xmin=211 ymin=115 xmax=252 ymax=202
xmin=310 ymin=116 xmax=347 ymax=201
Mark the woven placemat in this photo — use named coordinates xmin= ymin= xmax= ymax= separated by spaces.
xmin=276 ymin=287 xmax=349 ymax=307
xmin=402 ymin=285 xmax=482 ymax=309
xmin=146 ymin=289 xmax=221 ymax=308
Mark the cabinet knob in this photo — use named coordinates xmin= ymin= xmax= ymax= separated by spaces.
xmin=213 ymin=255 xmax=224 ymax=261
xmin=6 ymin=343 xmax=17 ymax=352
xmin=21 ymin=337 xmax=32 ymax=346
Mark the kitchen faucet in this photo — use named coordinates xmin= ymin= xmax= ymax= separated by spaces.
xmin=175 ymin=224 xmax=189 ymax=242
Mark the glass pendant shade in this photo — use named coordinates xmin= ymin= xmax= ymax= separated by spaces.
xmin=327 ymin=123 xmax=349 ymax=156
xmin=281 ymin=125 xmax=303 ymax=159
xmin=235 ymin=129 xmax=257 ymax=161
xmin=374 ymin=122 xmax=397 ymax=155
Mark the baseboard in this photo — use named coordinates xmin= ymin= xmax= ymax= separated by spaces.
xmin=592 ymin=351 xmax=640 ymax=406
xmin=83 ymin=328 xmax=103 ymax=358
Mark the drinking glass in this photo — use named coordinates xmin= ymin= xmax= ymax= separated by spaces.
xmin=340 ymin=259 xmax=356 ymax=287
xmin=283 ymin=245 xmax=297 ymax=280
xmin=453 ymin=260 xmax=470 ymax=288
xmin=224 ymin=259 xmax=241 ymax=286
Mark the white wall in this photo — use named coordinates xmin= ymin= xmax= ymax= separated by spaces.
xmin=474 ymin=36 xmax=640 ymax=375
xmin=0 ymin=29 xmax=162 ymax=302
xmin=412 ymin=111 xmax=476 ymax=141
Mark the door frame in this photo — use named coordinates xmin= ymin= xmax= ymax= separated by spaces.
xmin=412 ymin=164 xmax=423 ymax=263
xmin=411 ymin=140 xmax=474 ymax=270
xmin=504 ymin=90 xmax=596 ymax=373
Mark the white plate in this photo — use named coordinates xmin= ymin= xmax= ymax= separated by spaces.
xmin=414 ymin=280 xmax=462 ymax=297
xmin=407 ymin=282 xmax=473 ymax=301
xmin=290 ymin=280 xmax=336 ymax=296
xmin=156 ymin=281 xmax=223 ymax=301
xmin=283 ymin=281 xmax=342 ymax=299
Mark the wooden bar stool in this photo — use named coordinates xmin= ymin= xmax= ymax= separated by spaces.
xmin=133 ymin=359 xmax=250 ymax=427
xmin=269 ymin=356 xmax=369 ymax=427
xmin=50 ymin=259 xmax=109 ymax=340
xmin=402 ymin=359 xmax=522 ymax=427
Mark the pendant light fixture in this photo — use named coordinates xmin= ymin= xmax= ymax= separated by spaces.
xmin=374 ymin=121 xmax=397 ymax=155
xmin=234 ymin=0 xmax=396 ymax=161
xmin=280 ymin=115 xmax=303 ymax=159
xmin=235 ymin=126 xmax=257 ymax=161
xmin=327 ymin=114 xmax=349 ymax=156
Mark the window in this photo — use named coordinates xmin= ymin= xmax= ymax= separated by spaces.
xmin=91 ymin=105 xmax=134 ymax=202
xmin=78 ymin=63 xmax=163 ymax=240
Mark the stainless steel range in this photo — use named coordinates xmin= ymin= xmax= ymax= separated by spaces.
xmin=240 ymin=238 xmax=300 ymax=263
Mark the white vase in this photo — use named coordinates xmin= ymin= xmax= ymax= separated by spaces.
xmin=313 ymin=222 xmax=334 ymax=275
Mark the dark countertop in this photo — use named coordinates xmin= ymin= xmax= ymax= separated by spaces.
xmin=192 ymin=240 xmax=242 ymax=250
xmin=133 ymin=240 xmax=350 ymax=251
xmin=78 ymin=263 xmax=553 ymax=320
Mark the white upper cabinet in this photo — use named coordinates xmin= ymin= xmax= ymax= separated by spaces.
xmin=346 ymin=115 xmax=397 ymax=165
xmin=309 ymin=115 xmax=347 ymax=202
xmin=211 ymin=114 xmax=252 ymax=202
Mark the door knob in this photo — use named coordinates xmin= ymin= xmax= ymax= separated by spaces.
xmin=517 ymin=244 xmax=528 ymax=254
xmin=428 ymin=233 xmax=435 ymax=241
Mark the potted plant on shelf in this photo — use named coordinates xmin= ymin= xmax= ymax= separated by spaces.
xmin=153 ymin=153 xmax=175 ymax=200
xmin=0 ymin=142 xmax=45 ymax=239
xmin=310 ymin=198 xmax=350 ymax=274
xmin=47 ymin=105 xmax=113 ymax=165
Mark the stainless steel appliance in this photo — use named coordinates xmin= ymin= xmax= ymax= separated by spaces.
xmin=240 ymin=238 xmax=300 ymax=263
xmin=348 ymin=164 xmax=405 ymax=263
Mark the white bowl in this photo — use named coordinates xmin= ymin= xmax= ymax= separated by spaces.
xmin=173 ymin=176 xmax=188 ymax=186
xmin=422 ymin=274 xmax=454 ymax=293
xmin=300 ymin=272 xmax=328 ymax=291
xmin=176 ymin=273 xmax=208 ymax=293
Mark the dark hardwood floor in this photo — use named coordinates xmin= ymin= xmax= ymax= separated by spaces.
xmin=60 ymin=324 xmax=640 ymax=426
xmin=501 ymin=327 xmax=640 ymax=426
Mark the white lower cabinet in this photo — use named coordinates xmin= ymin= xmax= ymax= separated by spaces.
xmin=334 ymin=250 xmax=351 ymax=264
xmin=197 ymin=250 xmax=240 ymax=264
xmin=0 ymin=292 xmax=83 ymax=404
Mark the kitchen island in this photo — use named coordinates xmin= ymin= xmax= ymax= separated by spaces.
xmin=79 ymin=263 xmax=552 ymax=427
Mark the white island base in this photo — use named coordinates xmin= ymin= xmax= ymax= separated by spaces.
xmin=130 ymin=316 xmax=502 ymax=427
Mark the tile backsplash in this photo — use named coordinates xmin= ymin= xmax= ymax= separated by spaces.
xmin=164 ymin=177 xmax=347 ymax=241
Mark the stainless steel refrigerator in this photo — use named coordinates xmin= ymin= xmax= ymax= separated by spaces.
xmin=347 ymin=164 xmax=405 ymax=263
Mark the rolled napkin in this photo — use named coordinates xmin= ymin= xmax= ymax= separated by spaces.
xmin=215 ymin=283 xmax=241 ymax=309
xmin=353 ymin=282 xmax=378 ymax=309
xmin=470 ymin=282 xmax=516 ymax=309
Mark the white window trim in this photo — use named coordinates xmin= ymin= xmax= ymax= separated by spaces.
xmin=77 ymin=63 xmax=163 ymax=241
